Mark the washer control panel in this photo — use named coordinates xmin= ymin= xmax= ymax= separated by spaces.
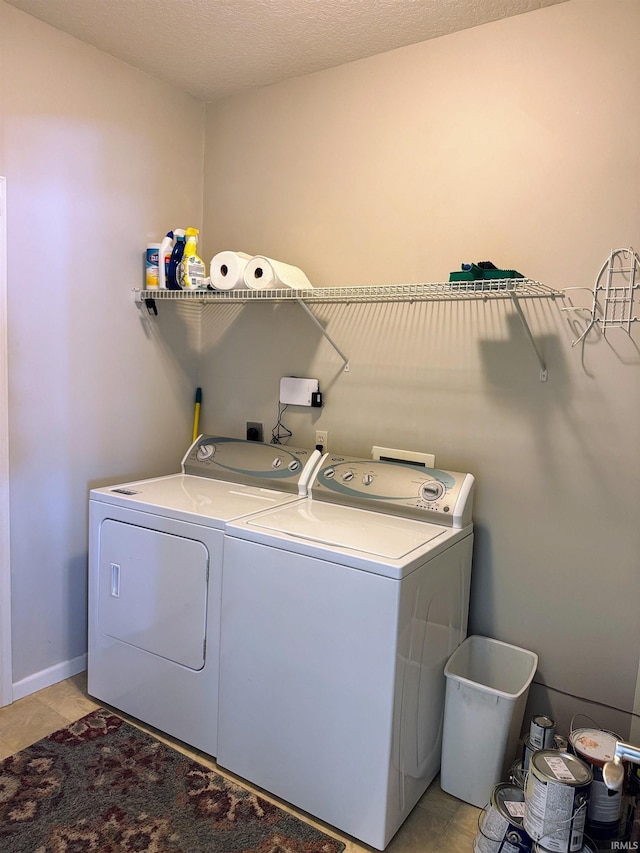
xmin=183 ymin=436 xmax=320 ymax=494
xmin=312 ymin=455 xmax=474 ymax=527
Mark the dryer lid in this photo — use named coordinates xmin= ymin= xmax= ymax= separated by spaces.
xmin=91 ymin=474 xmax=303 ymax=525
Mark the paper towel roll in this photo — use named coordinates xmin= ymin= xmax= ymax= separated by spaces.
xmin=243 ymin=256 xmax=313 ymax=290
xmin=209 ymin=250 xmax=252 ymax=290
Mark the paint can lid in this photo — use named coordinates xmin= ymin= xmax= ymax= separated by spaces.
xmin=532 ymin=714 xmax=555 ymax=728
xmin=530 ymin=750 xmax=593 ymax=786
xmin=569 ymin=728 xmax=618 ymax=767
xmin=492 ymin=782 xmax=525 ymax=826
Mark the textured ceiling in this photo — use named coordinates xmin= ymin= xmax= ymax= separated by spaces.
xmin=5 ymin=0 xmax=569 ymax=102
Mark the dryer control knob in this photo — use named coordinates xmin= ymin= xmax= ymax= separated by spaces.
xmin=342 ymin=471 xmax=354 ymax=482
xmin=287 ymin=460 xmax=300 ymax=471
xmin=196 ymin=444 xmax=214 ymax=461
xmin=362 ymin=474 xmax=373 ymax=486
xmin=272 ymin=457 xmax=283 ymax=468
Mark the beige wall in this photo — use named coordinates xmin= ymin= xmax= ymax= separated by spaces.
xmin=202 ymin=0 xmax=640 ymax=735
xmin=0 ymin=2 xmax=205 ymax=689
xmin=1 ymin=0 xmax=638 ymax=737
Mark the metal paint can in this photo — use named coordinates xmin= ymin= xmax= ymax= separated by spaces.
xmin=568 ymin=728 xmax=622 ymax=826
xmin=553 ymin=735 xmax=568 ymax=753
xmin=533 ymin=839 xmax=596 ymax=853
xmin=474 ymin=783 xmax=532 ymax=853
xmin=530 ymin=716 xmax=556 ymax=750
xmin=524 ymin=751 xmax=592 ymax=852
xmin=523 ymin=735 xmax=539 ymax=771
xmin=510 ymin=759 xmax=527 ymax=790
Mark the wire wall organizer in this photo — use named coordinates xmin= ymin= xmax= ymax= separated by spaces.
xmin=562 ymin=248 xmax=640 ymax=346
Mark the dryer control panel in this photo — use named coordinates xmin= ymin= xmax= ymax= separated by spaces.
xmin=311 ymin=455 xmax=474 ymax=527
xmin=182 ymin=436 xmax=321 ymax=495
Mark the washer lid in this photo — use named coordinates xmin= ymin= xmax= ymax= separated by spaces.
xmin=242 ymin=499 xmax=446 ymax=560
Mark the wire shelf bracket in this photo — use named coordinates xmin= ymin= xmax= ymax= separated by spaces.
xmin=509 ymin=293 xmax=548 ymax=381
xmin=295 ymin=299 xmax=350 ymax=371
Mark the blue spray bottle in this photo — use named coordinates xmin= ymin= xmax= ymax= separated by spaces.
xmin=167 ymin=229 xmax=186 ymax=290
xmin=158 ymin=231 xmax=174 ymax=289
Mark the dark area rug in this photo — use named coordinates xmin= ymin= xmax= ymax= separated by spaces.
xmin=0 ymin=708 xmax=346 ymax=853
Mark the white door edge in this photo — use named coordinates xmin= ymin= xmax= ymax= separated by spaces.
xmin=0 ymin=176 xmax=13 ymax=706
xmin=632 ymin=657 xmax=640 ymax=743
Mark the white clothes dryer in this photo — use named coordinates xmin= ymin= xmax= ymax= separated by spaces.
xmin=217 ymin=454 xmax=474 ymax=850
xmin=88 ymin=436 xmax=321 ymax=757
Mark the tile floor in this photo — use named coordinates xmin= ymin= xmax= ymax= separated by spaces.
xmin=0 ymin=673 xmax=480 ymax=852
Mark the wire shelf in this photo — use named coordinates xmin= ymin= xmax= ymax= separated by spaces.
xmin=134 ymin=279 xmax=561 ymax=305
xmin=134 ymin=277 xmax=562 ymax=380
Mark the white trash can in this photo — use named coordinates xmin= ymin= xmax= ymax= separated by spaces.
xmin=440 ymin=635 xmax=538 ymax=808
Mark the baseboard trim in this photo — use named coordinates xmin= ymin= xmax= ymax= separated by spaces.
xmin=12 ymin=654 xmax=87 ymax=702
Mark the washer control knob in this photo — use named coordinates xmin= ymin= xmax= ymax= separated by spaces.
xmin=272 ymin=457 xmax=283 ymax=469
xmin=362 ymin=474 xmax=373 ymax=486
xmin=342 ymin=471 xmax=354 ymax=482
xmin=420 ymin=480 xmax=445 ymax=501
xmin=287 ymin=460 xmax=300 ymax=472
xmin=196 ymin=444 xmax=214 ymax=461
xmin=324 ymin=468 xmax=335 ymax=479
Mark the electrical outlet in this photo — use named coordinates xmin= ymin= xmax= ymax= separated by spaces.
xmin=246 ymin=421 xmax=263 ymax=442
xmin=315 ymin=430 xmax=328 ymax=450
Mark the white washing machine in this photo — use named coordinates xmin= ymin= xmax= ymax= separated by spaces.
xmin=217 ymin=454 xmax=474 ymax=850
xmin=88 ymin=436 xmax=321 ymax=756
